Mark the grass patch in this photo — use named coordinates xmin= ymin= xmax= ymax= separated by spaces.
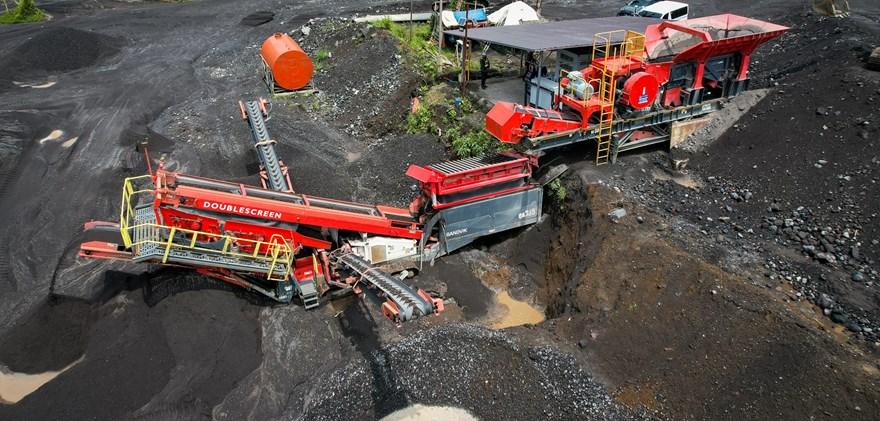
xmin=314 ymin=48 xmax=331 ymax=71
xmin=0 ymin=0 xmax=46 ymax=24
xmin=315 ymin=48 xmax=331 ymax=61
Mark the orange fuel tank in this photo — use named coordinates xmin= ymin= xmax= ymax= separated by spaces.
xmin=260 ymin=33 xmax=314 ymax=91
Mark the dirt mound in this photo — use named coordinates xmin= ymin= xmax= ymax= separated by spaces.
xmin=348 ymin=133 xmax=447 ymax=207
xmin=543 ymin=181 xmax=880 ymax=420
xmin=301 ymin=324 xmax=650 ymax=420
xmin=687 ymin=15 xmax=880 ymax=337
xmin=296 ymin=18 xmax=420 ymax=138
xmin=0 ymin=27 xmax=123 ymax=80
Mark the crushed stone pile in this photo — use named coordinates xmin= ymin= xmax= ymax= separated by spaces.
xmin=300 ymin=324 xmax=652 ymax=420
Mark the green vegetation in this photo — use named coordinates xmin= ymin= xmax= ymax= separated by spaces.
xmin=370 ymin=20 xmax=504 ymax=158
xmin=547 ymin=179 xmax=567 ymax=207
xmin=315 ymin=48 xmax=331 ymax=61
xmin=0 ymin=0 xmax=46 ymax=24
xmin=449 ymin=128 xmax=498 ymax=158
xmin=406 ymin=106 xmax=433 ymax=134
xmin=314 ymin=48 xmax=331 ymax=71
xmin=406 ymin=86 xmax=502 ymax=158
xmin=370 ymin=17 xmax=467 ymax=80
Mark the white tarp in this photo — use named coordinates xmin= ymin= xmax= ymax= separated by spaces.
xmin=487 ymin=1 xmax=540 ymax=26
xmin=441 ymin=10 xmax=460 ymax=29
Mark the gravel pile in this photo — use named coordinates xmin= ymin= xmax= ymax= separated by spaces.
xmin=300 ymin=324 xmax=651 ymax=420
xmin=603 ymin=159 xmax=880 ymax=344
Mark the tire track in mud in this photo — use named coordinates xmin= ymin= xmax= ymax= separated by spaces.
xmin=0 ymin=243 xmax=11 ymax=293
xmin=0 ymin=112 xmax=29 ymax=293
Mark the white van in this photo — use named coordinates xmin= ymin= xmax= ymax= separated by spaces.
xmin=637 ymin=1 xmax=689 ymax=21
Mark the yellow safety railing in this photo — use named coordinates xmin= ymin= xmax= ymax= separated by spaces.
xmin=590 ymin=30 xmax=646 ymax=165
xmin=118 ymin=175 xmax=294 ymax=282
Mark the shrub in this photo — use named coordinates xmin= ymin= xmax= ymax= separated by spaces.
xmin=450 ymin=129 xmax=500 ymax=158
xmin=406 ymin=106 xmax=434 ymax=134
xmin=547 ymin=179 xmax=567 ymax=207
xmin=0 ymin=0 xmax=46 ymax=24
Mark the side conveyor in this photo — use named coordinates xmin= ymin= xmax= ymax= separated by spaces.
xmin=240 ymin=99 xmax=294 ymax=192
xmin=337 ymin=253 xmax=436 ymax=322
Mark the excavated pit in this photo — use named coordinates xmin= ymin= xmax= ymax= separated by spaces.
xmin=529 ymin=175 xmax=880 ymax=419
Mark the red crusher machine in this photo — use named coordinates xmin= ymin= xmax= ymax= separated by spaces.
xmin=80 ymin=100 xmax=543 ymax=323
xmin=485 ymin=14 xmax=788 ymax=164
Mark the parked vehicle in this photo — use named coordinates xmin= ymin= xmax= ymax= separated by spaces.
xmin=637 ymin=1 xmax=689 ymax=20
xmin=618 ymin=0 xmax=662 ymax=16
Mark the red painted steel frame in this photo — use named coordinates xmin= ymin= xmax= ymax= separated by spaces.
xmin=406 ymin=152 xmax=538 ymax=209
xmin=153 ymin=169 xmax=423 ymax=247
xmin=484 ymin=14 xmax=789 ymax=144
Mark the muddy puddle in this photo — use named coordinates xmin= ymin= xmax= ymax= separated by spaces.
xmin=652 ymin=169 xmax=703 ymax=189
xmin=380 ymin=404 xmax=479 ymax=421
xmin=0 ymin=357 xmax=83 ymax=404
xmin=38 ymin=129 xmax=64 ymax=144
xmin=490 ymin=291 xmax=545 ymax=329
xmin=13 ymin=81 xmax=57 ymax=89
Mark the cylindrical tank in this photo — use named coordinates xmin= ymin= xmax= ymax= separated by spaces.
xmin=260 ymin=33 xmax=314 ymax=91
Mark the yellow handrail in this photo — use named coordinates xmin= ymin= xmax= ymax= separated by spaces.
xmin=118 ymin=175 xmax=295 ymax=282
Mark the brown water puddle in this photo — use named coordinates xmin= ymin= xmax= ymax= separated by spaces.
xmin=0 ymin=357 xmax=83 ymax=404
xmin=652 ymin=169 xmax=703 ymax=190
xmin=490 ymin=291 xmax=545 ymax=329
xmin=38 ymin=129 xmax=64 ymax=144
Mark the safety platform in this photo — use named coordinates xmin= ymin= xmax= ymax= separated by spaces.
xmin=122 ymin=177 xmax=294 ymax=283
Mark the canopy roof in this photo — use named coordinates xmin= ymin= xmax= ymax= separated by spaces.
xmin=444 ymin=16 xmax=656 ymax=52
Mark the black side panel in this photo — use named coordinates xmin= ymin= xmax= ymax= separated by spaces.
xmin=439 ymin=187 xmax=543 ymax=253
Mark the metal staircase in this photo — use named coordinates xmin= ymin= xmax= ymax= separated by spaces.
xmin=128 ymin=207 xmax=293 ymax=279
xmin=591 ymin=30 xmax=646 ymax=165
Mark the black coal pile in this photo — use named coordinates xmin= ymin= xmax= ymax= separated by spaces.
xmin=0 ymin=285 xmax=262 ymax=421
xmin=300 ymin=324 xmax=651 ymax=421
xmin=0 ymin=27 xmax=123 ymax=80
xmin=348 ymin=133 xmax=447 ymax=207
